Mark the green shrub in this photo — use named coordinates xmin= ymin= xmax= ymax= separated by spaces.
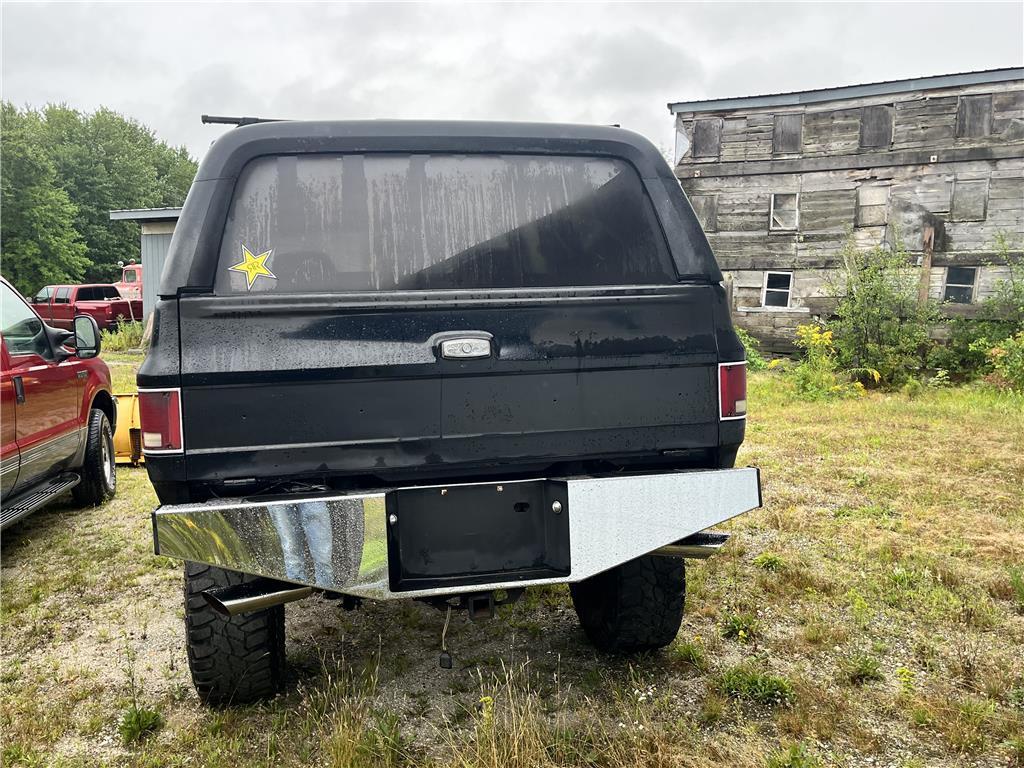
xmin=736 ymin=327 xmax=768 ymax=371
xmin=927 ymin=233 xmax=1022 ymax=380
xmin=1004 ymin=736 xmax=1024 ymax=765
xmin=101 ymin=321 xmax=144 ymax=352
xmin=792 ymin=324 xmax=866 ymax=399
xmin=720 ymin=610 xmax=760 ymax=643
xmin=944 ymin=697 xmax=995 ymax=753
xmin=987 ymin=332 xmax=1024 ymax=391
xmin=671 ymin=639 xmax=706 ymax=670
xmin=926 ymin=318 xmax=997 ymax=379
xmin=766 ymin=741 xmax=822 ymax=768
xmin=1009 ymin=567 xmax=1024 ymax=613
xmin=981 ymin=232 xmax=1024 ymax=331
xmin=839 ymin=652 xmax=883 ymax=685
xmin=829 ymin=236 xmax=937 ymax=387
xmin=716 ymin=664 xmax=794 ymax=706
xmin=753 ymin=552 xmax=786 ymax=572
xmin=901 ymin=378 xmax=924 ymax=399
xmin=119 ymin=702 xmax=162 ymax=744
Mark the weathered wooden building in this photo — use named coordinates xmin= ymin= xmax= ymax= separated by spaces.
xmin=668 ymin=68 xmax=1024 ymax=352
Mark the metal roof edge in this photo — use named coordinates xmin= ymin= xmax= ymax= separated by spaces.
xmin=109 ymin=207 xmax=183 ymax=222
xmin=667 ymin=68 xmax=1024 ymax=114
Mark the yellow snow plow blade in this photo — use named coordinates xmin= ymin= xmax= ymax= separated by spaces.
xmin=113 ymin=393 xmax=144 ymax=465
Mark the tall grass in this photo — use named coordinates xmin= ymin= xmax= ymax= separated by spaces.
xmin=436 ymin=664 xmax=691 ymax=768
xmin=101 ymin=321 xmax=145 ymax=352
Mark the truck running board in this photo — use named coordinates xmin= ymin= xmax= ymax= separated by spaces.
xmin=1 ymin=472 xmax=80 ymax=531
xmin=651 ymin=531 xmax=730 ymax=559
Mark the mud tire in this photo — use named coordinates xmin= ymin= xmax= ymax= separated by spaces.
xmin=184 ymin=562 xmax=286 ymax=706
xmin=570 ymin=555 xmax=685 ymax=653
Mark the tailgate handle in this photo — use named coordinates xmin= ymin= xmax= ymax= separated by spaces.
xmin=439 ymin=336 xmax=492 ymax=360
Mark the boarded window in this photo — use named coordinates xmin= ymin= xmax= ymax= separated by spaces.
xmin=956 ymin=95 xmax=992 ymax=138
xmin=773 ymin=114 xmax=802 ymax=154
xmin=944 ymin=266 xmax=977 ymax=303
xmin=800 ymin=189 xmax=857 ymax=231
xmin=856 ymin=185 xmax=890 ymax=227
xmin=860 ymin=105 xmax=893 ymax=148
xmin=769 ymin=193 xmax=799 ymax=231
xmin=761 ymin=271 xmax=793 ymax=308
xmin=950 ymin=179 xmax=989 ymax=222
xmin=692 ymin=118 xmax=723 ymax=158
xmin=689 ymin=194 xmax=718 ymax=232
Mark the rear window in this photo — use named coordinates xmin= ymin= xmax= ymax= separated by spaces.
xmin=216 ymin=153 xmax=676 ymax=294
xmin=77 ymin=286 xmax=120 ymax=301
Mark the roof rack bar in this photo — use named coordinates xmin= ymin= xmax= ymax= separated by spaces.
xmin=201 ymin=114 xmax=283 ymax=126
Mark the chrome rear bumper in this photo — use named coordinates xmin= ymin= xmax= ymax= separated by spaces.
xmin=152 ymin=467 xmax=761 ymax=600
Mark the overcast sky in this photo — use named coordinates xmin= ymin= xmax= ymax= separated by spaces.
xmin=3 ymin=2 xmax=1022 ymax=163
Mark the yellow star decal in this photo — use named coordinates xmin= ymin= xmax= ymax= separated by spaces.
xmin=228 ymin=245 xmax=276 ymax=290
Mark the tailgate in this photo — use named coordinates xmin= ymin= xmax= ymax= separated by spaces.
xmin=177 ymin=285 xmax=719 ymax=484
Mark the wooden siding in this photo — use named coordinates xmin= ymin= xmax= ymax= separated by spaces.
xmin=675 ymin=80 xmax=1024 ymax=164
xmin=682 ymin=157 xmax=1023 ymax=269
xmin=673 ymin=76 xmax=1024 ymax=353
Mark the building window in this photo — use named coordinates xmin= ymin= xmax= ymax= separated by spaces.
xmin=856 ymin=184 xmax=890 ymax=227
xmin=692 ymin=118 xmax=723 ymax=158
xmin=943 ymin=267 xmax=977 ymax=304
xmin=860 ymin=105 xmax=894 ymax=149
xmin=689 ymin=194 xmax=718 ymax=232
xmin=956 ymin=95 xmax=992 ymax=138
xmin=761 ymin=271 xmax=793 ymax=308
xmin=769 ymin=193 xmax=799 ymax=231
xmin=772 ymin=113 xmax=802 ymax=154
xmin=950 ymin=179 xmax=989 ymax=222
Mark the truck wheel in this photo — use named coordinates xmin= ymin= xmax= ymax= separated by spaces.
xmin=184 ymin=562 xmax=285 ymax=706
xmin=72 ymin=408 xmax=116 ymax=506
xmin=570 ymin=555 xmax=685 ymax=653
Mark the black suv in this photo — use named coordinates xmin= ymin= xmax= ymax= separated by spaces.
xmin=140 ymin=120 xmax=760 ymax=705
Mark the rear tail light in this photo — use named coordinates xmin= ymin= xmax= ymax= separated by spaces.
xmin=719 ymin=362 xmax=747 ymax=420
xmin=138 ymin=388 xmax=183 ymax=453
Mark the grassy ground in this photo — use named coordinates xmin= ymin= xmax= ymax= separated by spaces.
xmin=1 ymin=356 xmax=1022 ymax=768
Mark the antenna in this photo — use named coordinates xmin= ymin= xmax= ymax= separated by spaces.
xmin=201 ymin=115 xmax=283 ymax=126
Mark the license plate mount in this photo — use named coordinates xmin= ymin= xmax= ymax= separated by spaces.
xmin=386 ymin=479 xmax=570 ymax=592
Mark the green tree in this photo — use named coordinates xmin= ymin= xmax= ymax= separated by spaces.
xmin=1 ymin=104 xmax=89 ymax=296
xmin=828 ymin=236 xmax=938 ymax=387
xmin=38 ymin=105 xmax=197 ymax=284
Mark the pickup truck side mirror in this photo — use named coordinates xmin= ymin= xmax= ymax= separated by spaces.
xmin=73 ymin=314 xmax=102 ymax=359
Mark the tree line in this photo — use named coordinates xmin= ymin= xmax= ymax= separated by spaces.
xmin=1 ymin=103 xmax=198 ymax=297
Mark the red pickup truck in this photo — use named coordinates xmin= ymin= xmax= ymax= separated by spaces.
xmin=1 ymin=277 xmax=118 ymax=530
xmin=31 ymin=284 xmax=143 ymax=331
